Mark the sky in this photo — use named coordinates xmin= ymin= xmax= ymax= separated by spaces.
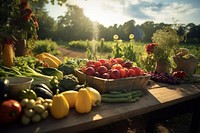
xmin=45 ymin=0 xmax=200 ymax=27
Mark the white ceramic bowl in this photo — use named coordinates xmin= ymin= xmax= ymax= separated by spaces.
xmin=7 ymin=77 xmax=34 ymax=99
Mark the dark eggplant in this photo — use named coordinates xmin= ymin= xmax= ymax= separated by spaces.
xmin=33 ymin=83 xmax=53 ymax=94
xmin=0 ymin=78 xmax=9 ymax=100
xmin=31 ymin=86 xmax=53 ymax=99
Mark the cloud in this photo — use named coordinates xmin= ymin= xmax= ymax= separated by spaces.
xmin=142 ymin=2 xmax=200 ymax=24
xmin=66 ymin=0 xmax=200 ymax=25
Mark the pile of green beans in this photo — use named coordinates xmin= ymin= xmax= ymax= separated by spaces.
xmin=101 ymin=90 xmax=144 ymax=103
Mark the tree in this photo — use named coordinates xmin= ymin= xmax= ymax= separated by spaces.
xmin=121 ymin=20 xmax=135 ymax=40
xmin=56 ymin=4 xmax=93 ymax=41
xmin=186 ymin=23 xmax=200 ymax=43
xmin=30 ymin=1 xmax=57 ymax=40
xmin=140 ymin=21 xmax=155 ymax=42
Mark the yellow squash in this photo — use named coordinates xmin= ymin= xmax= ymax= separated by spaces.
xmin=86 ymin=87 xmax=101 ymax=106
xmin=61 ymin=90 xmax=78 ymax=108
xmin=35 ymin=53 xmax=46 ymax=60
xmin=42 ymin=52 xmax=62 ymax=66
xmin=42 ymin=56 xmax=59 ymax=68
xmin=35 ymin=53 xmax=60 ymax=68
xmin=50 ymin=90 xmax=70 ymax=119
xmin=75 ymin=88 xmax=92 ymax=113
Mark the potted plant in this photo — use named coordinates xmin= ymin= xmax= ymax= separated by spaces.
xmin=145 ymin=26 xmax=181 ymax=73
xmin=0 ymin=1 xmax=39 ymax=57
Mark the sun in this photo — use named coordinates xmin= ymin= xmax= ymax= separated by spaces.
xmin=83 ymin=5 xmax=114 ymax=27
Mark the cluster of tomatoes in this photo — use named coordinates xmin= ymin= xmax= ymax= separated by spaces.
xmin=81 ymin=58 xmax=146 ymax=79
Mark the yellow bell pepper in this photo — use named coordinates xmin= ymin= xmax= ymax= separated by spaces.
xmin=61 ymin=90 xmax=78 ymax=108
xmin=75 ymin=88 xmax=92 ymax=113
xmin=50 ymin=90 xmax=69 ymax=119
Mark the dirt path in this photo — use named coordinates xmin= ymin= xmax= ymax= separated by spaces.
xmin=56 ymin=46 xmax=87 ymax=61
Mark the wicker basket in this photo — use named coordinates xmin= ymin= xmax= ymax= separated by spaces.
xmin=75 ymin=70 xmax=150 ymax=93
xmin=173 ymin=57 xmax=198 ymax=76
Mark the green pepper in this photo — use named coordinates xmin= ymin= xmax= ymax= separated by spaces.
xmin=18 ymin=89 xmax=37 ymax=100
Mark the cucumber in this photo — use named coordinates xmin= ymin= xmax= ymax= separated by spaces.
xmin=132 ymin=91 xmax=144 ymax=98
xmin=102 ymin=96 xmax=132 ymax=103
xmin=126 ymin=97 xmax=141 ymax=103
xmin=108 ymin=90 xmax=124 ymax=94
xmin=101 ymin=92 xmax=132 ymax=98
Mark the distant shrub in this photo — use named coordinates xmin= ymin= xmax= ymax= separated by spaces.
xmin=68 ymin=40 xmax=88 ymax=51
xmin=67 ymin=40 xmax=112 ymax=52
xmin=33 ymin=39 xmax=59 ymax=55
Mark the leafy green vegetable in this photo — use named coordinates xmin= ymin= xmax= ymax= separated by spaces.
xmin=58 ymin=74 xmax=79 ymax=91
xmin=58 ymin=60 xmax=77 ymax=75
xmin=40 ymin=67 xmax=63 ymax=81
xmin=0 ymin=62 xmax=53 ymax=86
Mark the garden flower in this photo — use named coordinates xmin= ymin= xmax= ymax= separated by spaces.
xmin=146 ymin=43 xmax=157 ymax=54
xmin=113 ymin=34 xmax=119 ymax=40
xmin=101 ymin=38 xmax=105 ymax=42
xmin=129 ymin=34 xmax=134 ymax=40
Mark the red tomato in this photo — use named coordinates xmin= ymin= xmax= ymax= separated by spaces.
xmin=81 ymin=66 xmax=87 ymax=74
xmin=119 ymin=68 xmax=127 ymax=78
xmin=109 ymin=58 xmax=118 ymax=65
xmin=0 ymin=100 xmax=22 ymax=124
xmin=86 ymin=60 xmax=94 ymax=67
xmin=115 ymin=58 xmax=124 ymax=64
xmin=127 ymin=69 xmax=136 ymax=77
xmin=111 ymin=64 xmax=123 ymax=70
xmin=110 ymin=69 xmax=121 ymax=79
xmin=94 ymin=61 xmax=102 ymax=68
xmin=131 ymin=66 xmax=141 ymax=76
xmin=98 ymin=59 xmax=107 ymax=64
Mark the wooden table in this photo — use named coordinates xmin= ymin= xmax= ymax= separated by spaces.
xmin=1 ymin=83 xmax=200 ymax=133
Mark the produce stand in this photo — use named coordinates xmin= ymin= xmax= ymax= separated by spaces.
xmin=1 ymin=82 xmax=200 ymax=133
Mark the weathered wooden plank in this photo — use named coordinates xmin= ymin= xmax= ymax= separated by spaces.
xmin=2 ymin=92 xmax=160 ymax=133
xmin=148 ymin=83 xmax=200 ymax=103
xmin=2 ymin=83 xmax=200 ymax=133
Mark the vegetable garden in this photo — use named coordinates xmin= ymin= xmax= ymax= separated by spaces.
xmin=0 ymin=1 xmax=200 ymax=132
xmin=0 ymin=31 xmax=199 ymax=129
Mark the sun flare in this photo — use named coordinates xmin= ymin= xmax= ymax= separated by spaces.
xmin=84 ymin=6 xmax=114 ymax=27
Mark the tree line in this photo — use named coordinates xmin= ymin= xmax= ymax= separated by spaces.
xmin=2 ymin=1 xmax=200 ymax=44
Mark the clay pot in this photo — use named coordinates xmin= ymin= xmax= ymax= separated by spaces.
xmin=155 ymin=60 xmax=170 ymax=73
